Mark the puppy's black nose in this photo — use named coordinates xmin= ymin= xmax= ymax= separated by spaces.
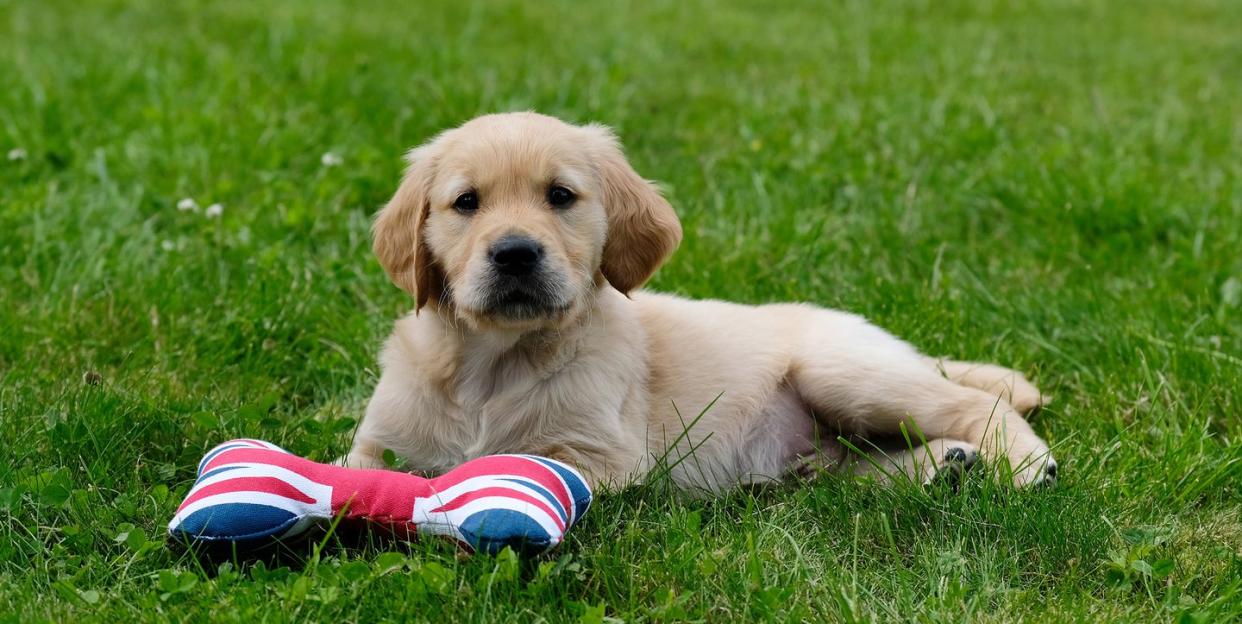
xmin=490 ymin=236 xmax=544 ymax=276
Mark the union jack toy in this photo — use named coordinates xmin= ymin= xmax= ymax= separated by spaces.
xmin=168 ymin=439 xmax=592 ymax=555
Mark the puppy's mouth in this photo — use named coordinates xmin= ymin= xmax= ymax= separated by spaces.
xmin=480 ymin=277 xmax=571 ymax=320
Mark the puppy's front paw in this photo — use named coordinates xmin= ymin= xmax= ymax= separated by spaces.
xmin=339 ymin=439 xmax=391 ymax=470
xmin=927 ymin=444 xmax=979 ymax=486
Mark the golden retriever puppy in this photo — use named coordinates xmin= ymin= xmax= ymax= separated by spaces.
xmin=345 ymin=112 xmax=1056 ymax=492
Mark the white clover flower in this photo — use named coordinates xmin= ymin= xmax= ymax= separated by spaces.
xmin=177 ymin=197 xmax=199 ymax=212
xmin=204 ymin=203 xmax=224 ymax=218
xmin=161 ymin=240 xmax=176 ymax=251
xmin=320 ymin=152 xmax=343 ymax=167
xmin=7 ymin=148 xmax=27 ymax=161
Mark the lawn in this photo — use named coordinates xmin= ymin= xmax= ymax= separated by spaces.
xmin=2 ymin=0 xmax=1240 ymax=621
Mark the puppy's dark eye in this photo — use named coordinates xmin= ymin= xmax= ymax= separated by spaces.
xmin=547 ymin=185 xmax=575 ymax=208
xmin=453 ymin=191 xmax=478 ymax=213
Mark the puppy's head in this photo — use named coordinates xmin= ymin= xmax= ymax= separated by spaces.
xmin=374 ymin=113 xmax=681 ymax=330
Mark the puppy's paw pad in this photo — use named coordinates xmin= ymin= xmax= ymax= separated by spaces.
xmin=927 ymin=446 xmax=979 ymax=487
xmin=1036 ymin=458 xmax=1058 ymax=486
xmin=943 ymin=446 xmax=979 ymax=467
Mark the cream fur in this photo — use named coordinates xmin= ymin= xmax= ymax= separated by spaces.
xmin=348 ymin=112 xmax=1056 ymax=492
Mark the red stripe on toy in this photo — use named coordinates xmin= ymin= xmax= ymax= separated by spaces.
xmin=428 ymin=487 xmax=565 ymax=531
xmin=200 ymin=447 xmax=318 ymax=475
xmin=430 ymin=456 xmax=572 ymax=513
xmin=177 ymin=476 xmax=316 ymax=512
xmin=200 ymin=447 xmax=431 ymax=522
xmin=329 ymin=469 xmax=428 ymax=522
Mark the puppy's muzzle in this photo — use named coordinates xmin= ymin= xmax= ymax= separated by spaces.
xmin=478 ymin=234 xmax=569 ymax=320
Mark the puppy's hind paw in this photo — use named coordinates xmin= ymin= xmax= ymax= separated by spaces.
xmin=1014 ymin=455 xmax=1058 ymax=488
xmin=1007 ymin=378 xmax=1051 ymax=416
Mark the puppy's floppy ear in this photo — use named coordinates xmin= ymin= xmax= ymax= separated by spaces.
xmin=373 ymin=144 xmax=442 ymax=312
xmin=584 ymin=124 xmax=682 ymax=294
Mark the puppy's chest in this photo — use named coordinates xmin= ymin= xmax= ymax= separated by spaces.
xmin=444 ymin=351 xmax=632 ymax=455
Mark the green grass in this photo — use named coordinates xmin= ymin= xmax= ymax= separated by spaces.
xmin=2 ymin=0 xmax=1240 ymax=621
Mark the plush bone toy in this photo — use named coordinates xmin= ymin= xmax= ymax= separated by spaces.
xmin=168 ymin=439 xmax=592 ymax=555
